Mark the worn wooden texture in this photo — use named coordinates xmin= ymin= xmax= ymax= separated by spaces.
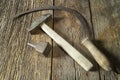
xmin=0 ymin=0 xmax=53 ymax=80
xmin=53 ymin=0 xmax=100 ymax=80
xmin=0 ymin=0 xmax=120 ymax=80
xmin=90 ymin=0 xmax=120 ymax=80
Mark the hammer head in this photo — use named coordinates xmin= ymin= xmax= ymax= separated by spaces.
xmin=27 ymin=14 xmax=52 ymax=34
xmin=28 ymin=42 xmax=51 ymax=57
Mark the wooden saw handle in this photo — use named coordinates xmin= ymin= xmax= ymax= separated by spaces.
xmin=82 ymin=37 xmax=111 ymax=71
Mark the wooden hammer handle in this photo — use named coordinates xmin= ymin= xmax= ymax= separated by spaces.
xmin=82 ymin=37 xmax=111 ymax=71
xmin=41 ymin=23 xmax=93 ymax=71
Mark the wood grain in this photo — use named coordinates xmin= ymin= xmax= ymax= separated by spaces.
xmin=0 ymin=0 xmax=53 ymax=80
xmin=0 ymin=0 xmax=120 ymax=80
xmin=53 ymin=0 xmax=100 ymax=80
xmin=90 ymin=0 xmax=120 ymax=79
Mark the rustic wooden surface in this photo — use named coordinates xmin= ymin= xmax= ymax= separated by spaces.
xmin=0 ymin=0 xmax=120 ymax=80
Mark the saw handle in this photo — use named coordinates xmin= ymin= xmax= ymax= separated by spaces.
xmin=82 ymin=37 xmax=111 ymax=71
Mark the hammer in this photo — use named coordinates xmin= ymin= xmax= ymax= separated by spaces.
xmin=14 ymin=6 xmax=111 ymax=71
xmin=27 ymin=14 xmax=93 ymax=71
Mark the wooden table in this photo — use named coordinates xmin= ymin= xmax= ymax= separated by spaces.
xmin=0 ymin=0 xmax=120 ymax=80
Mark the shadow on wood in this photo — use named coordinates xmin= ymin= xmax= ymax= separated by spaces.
xmin=93 ymin=40 xmax=120 ymax=73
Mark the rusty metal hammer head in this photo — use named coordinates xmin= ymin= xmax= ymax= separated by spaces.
xmin=27 ymin=14 xmax=52 ymax=57
xmin=27 ymin=14 xmax=52 ymax=34
xmin=27 ymin=42 xmax=51 ymax=57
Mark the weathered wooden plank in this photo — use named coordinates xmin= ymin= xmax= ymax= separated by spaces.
xmin=1 ymin=0 xmax=120 ymax=80
xmin=0 ymin=0 xmax=22 ymax=79
xmin=52 ymin=1 xmax=76 ymax=80
xmin=90 ymin=0 xmax=120 ymax=79
xmin=0 ymin=0 xmax=53 ymax=80
xmin=52 ymin=0 xmax=100 ymax=80
xmin=30 ymin=0 xmax=53 ymax=80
